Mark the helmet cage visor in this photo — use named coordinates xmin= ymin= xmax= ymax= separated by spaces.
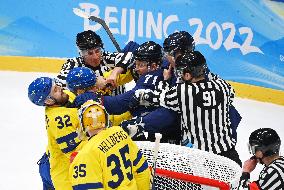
xmin=248 ymin=143 xmax=258 ymax=155
xmin=44 ymin=80 xmax=58 ymax=104
xmin=248 ymin=142 xmax=281 ymax=156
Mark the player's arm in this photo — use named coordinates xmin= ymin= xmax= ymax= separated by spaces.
xmin=103 ymin=90 xmax=134 ymax=114
xmin=103 ymin=51 xmax=134 ymax=70
xmin=136 ymin=85 xmax=181 ymax=112
xmin=103 ymin=68 xmax=133 ymax=87
xmin=69 ymin=153 xmax=104 ymax=190
xmin=103 ymin=41 xmax=139 ymax=86
xmin=56 ymin=58 xmax=78 ymax=89
xmin=121 ymin=106 xmax=178 ymax=135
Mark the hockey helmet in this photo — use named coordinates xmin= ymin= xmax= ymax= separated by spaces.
xmin=78 ymin=100 xmax=110 ymax=140
xmin=163 ymin=31 xmax=195 ymax=56
xmin=133 ymin=41 xmax=163 ymax=65
xmin=28 ymin=77 xmax=53 ymax=106
xmin=76 ymin=30 xmax=103 ymax=51
xmin=66 ymin=67 xmax=97 ymax=92
xmin=248 ymin=128 xmax=281 ymax=157
xmin=175 ymin=51 xmax=207 ymax=78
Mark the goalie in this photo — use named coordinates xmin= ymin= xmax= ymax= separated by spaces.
xmin=69 ymin=101 xmax=150 ymax=190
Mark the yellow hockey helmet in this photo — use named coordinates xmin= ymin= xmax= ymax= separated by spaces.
xmin=78 ymin=100 xmax=110 ymax=140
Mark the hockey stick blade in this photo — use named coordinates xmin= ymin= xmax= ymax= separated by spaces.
xmin=73 ymin=8 xmax=89 ymax=19
xmin=73 ymin=8 xmax=122 ymax=52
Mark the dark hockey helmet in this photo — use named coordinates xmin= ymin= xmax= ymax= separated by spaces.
xmin=133 ymin=41 xmax=163 ymax=65
xmin=175 ymin=51 xmax=206 ymax=78
xmin=76 ymin=30 xmax=103 ymax=51
xmin=163 ymin=31 xmax=195 ymax=56
xmin=248 ymin=128 xmax=281 ymax=157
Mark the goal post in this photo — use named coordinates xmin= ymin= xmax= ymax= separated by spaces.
xmin=136 ymin=141 xmax=242 ymax=190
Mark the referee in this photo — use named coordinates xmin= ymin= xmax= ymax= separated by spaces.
xmin=138 ymin=51 xmax=242 ymax=166
xmin=239 ymin=128 xmax=283 ymax=189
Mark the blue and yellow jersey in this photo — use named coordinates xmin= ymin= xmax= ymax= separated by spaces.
xmin=103 ymin=70 xmax=133 ymax=125
xmin=103 ymin=69 xmax=134 ymax=87
xmin=45 ymin=90 xmax=86 ymax=190
xmin=69 ymin=126 xmax=150 ymax=190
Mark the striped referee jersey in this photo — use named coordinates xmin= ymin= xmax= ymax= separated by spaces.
xmin=56 ymin=51 xmax=133 ymax=96
xmin=152 ymin=76 xmax=236 ymax=154
xmin=239 ymin=156 xmax=284 ymax=189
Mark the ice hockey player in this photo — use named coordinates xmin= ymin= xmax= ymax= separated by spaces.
xmin=56 ymin=30 xmax=134 ymax=96
xmin=67 ymin=42 xmax=180 ymax=143
xmin=69 ymin=100 xmax=150 ymax=190
xmin=28 ymin=77 xmax=86 ymax=190
xmin=163 ymin=30 xmax=242 ymax=141
xmin=238 ymin=128 xmax=283 ymax=189
xmin=66 ymin=66 xmax=133 ymax=126
xmin=134 ymin=51 xmax=242 ymax=166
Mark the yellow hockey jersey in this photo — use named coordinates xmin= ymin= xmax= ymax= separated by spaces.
xmin=45 ymin=90 xmax=86 ymax=190
xmin=69 ymin=126 xmax=150 ymax=190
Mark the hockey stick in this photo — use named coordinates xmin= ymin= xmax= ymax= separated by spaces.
xmin=73 ymin=8 xmax=122 ymax=52
xmin=151 ymin=133 xmax=162 ymax=190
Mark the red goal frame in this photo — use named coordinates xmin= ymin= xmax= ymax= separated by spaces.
xmin=155 ymin=168 xmax=231 ymax=190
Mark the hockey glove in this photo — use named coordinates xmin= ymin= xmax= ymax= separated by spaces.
xmin=122 ymin=41 xmax=140 ymax=53
xmin=134 ymin=89 xmax=154 ymax=107
xmin=120 ymin=117 xmax=145 ymax=139
xmin=73 ymin=91 xmax=101 ymax=108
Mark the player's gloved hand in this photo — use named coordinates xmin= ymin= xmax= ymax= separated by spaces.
xmin=134 ymin=89 xmax=154 ymax=106
xmin=120 ymin=117 xmax=145 ymax=138
xmin=73 ymin=91 xmax=101 ymax=108
xmin=128 ymin=89 xmax=152 ymax=110
xmin=122 ymin=41 xmax=139 ymax=53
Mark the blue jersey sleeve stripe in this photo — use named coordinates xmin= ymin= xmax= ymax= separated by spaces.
xmin=136 ymin=160 xmax=149 ymax=173
xmin=73 ymin=182 xmax=103 ymax=190
xmin=133 ymin=150 xmax=143 ymax=166
xmin=61 ymin=141 xmax=80 ymax=153
xmin=56 ymin=132 xmax=77 ymax=144
xmin=56 ymin=132 xmax=81 ymax=153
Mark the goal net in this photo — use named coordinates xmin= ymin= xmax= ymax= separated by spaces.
xmin=136 ymin=141 xmax=242 ymax=190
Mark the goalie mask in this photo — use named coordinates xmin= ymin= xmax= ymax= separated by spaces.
xmin=175 ymin=51 xmax=207 ymax=81
xmin=248 ymin=128 xmax=281 ymax=157
xmin=78 ymin=101 xmax=110 ymax=140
